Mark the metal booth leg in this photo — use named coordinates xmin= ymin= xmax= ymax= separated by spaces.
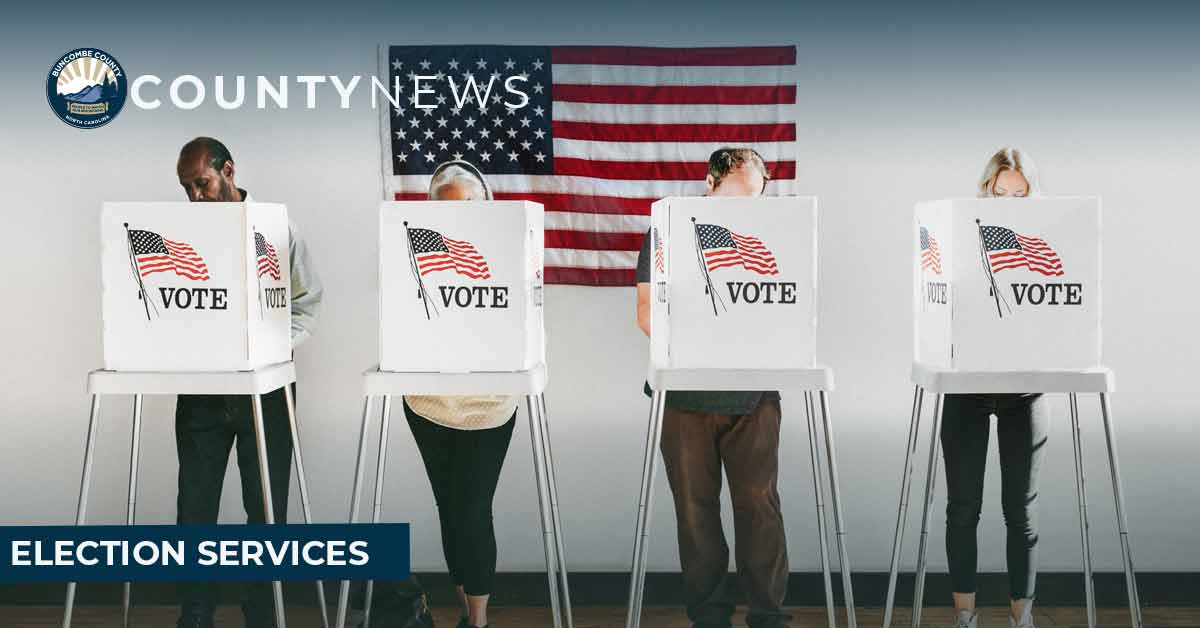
xmin=818 ymin=391 xmax=858 ymax=628
xmin=1068 ymin=394 xmax=1097 ymax=628
xmin=362 ymin=395 xmax=394 ymax=628
xmin=251 ymin=393 xmax=288 ymax=628
xmin=910 ymin=394 xmax=944 ymax=628
xmin=804 ymin=392 xmax=836 ymax=628
xmin=284 ymin=385 xmax=331 ymax=628
xmin=527 ymin=395 xmax=564 ymax=628
xmin=883 ymin=386 xmax=925 ymax=628
xmin=625 ymin=389 xmax=667 ymax=628
xmin=62 ymin=394 xmax=102 ymax=628
xmin=1098 ymin=393 xmax=1144 ymax=628
xmin=537 ymin=393 xmax=575 ymax=628
xmin=336 ymin=396 xmax=377 ymax=628
xmin=121 ymin=395 xmax=144 ymax=628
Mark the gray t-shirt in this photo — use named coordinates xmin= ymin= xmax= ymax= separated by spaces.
xmin=636 ymin=228 xmax=779 ymax=415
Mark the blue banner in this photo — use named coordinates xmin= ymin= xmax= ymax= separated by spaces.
xmin=0 ymin=523 xmax=409 ymax=583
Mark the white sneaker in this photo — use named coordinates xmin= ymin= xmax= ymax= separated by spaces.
xmin=951 ymin=610 xmax=978 ymax=628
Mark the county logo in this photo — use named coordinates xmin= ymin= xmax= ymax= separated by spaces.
xmin=46 ymin=48 xmax=127 ymax=129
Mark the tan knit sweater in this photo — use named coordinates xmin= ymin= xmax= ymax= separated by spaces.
xmin=404 ymin=394 xmax=519 ymax=430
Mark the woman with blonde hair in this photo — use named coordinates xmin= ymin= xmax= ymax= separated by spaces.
xmin=405 ymin=160 xmax=517 ymax=628
xmin=942 ymin=147 xmax=1047 ymax=628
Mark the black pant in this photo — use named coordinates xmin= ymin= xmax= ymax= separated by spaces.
xmin=175 ymin=387 xmax=293 ymax=624
xmin=404 ymin=401 xmax=515 ymax=596
xmin=941 ymin=393 xmax=1048 ymax=600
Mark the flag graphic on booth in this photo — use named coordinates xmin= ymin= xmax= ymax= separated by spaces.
xmin=976 ymin=221 xmax=1065 ymax=319
xmin=652 ymin=227 xmax=665 ymax=274
xmin=403 ymin=223 xmax=492 ymax=320
xmin=978 ymin=224 xmax=1064 ymax=276
xmin=919 ymin=226 xmax=942 ymax=274
xmin=254 ymin=231 xmax=281 ymax=280
xmin=381 ymin=45 xmax=798 ymax=287
xmin=694 ymin=222 xmax=779 ymax=275
xmin=124 ymin=225 xmax=210 ymax=321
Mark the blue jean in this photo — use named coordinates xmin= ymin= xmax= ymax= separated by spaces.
xmin=941 ymin=393 xmax=1048 ymax=600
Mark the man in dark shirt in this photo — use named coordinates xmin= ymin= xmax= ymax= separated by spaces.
xmin=635 ymin=148 xmax=789 ymax=628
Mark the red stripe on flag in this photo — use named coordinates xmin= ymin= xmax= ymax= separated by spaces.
xmin=544 ymin=229 xmax=645 ymax=252
xmin=553 ymin=158 xmax=796 ymax=181
xmin=545 ymin=266 xmax=636 ymax=286
xmin=393 ymin=191 xmax=654 ymax=216
xmin=552 ymin=121 xmax=795 ymax=143
xmin=551 ymin=46 xmax=796 ymax=66
xmin=553 ymin=84 xmax=795 ymax=105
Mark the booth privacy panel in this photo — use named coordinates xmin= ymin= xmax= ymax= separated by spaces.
xmin=101 ymin=201 xmax=291 ymax=372
xmin=914 ymin=196 xmax=1101 ymax=371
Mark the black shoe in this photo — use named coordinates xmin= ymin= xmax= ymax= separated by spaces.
xmin=176 ymin=614 xmax=215 ymax=628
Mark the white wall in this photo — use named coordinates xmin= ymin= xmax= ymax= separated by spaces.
xmin=2 ymin=1 xmax=1198 ymax=577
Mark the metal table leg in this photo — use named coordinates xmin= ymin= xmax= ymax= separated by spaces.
xmin=1098 ymin=394 xmax=1144 ymax=628
xmin=537 ymin=393 xmax=575 ymax=628
xmin=625 ymin=390 xmax=666 ymax=628
xmin=362 ymin=396 xmax=394 ymax=628
xmin=911 ymin=394 xmax=944 ymax=628
xmin=804 ymin=392 xmax=836 ymax=628
xmin=122 ymin=395 xmax=143 ymax=628
xmin=285 ymin=385 xmax=331 ymax=628
xmin=336 ymin=396 xmax=377 ymax=628
xmin=528 ymin=395 xmax=564 ymax=628
xmin=251 ymin=393 xmax=288 ymax=628
xmin=62 ymin=394 xmax=102 ymax=628
xmin=884 ymin=386 xmax=924 ymax=628
xmin=1068 ymin=394 xmax=1097 ymax=628
xmin=818 ymin=392 xmax=858 ymax=628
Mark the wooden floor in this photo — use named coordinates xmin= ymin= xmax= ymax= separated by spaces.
xmin=8 ymin=605 xmax=1198 ymax=627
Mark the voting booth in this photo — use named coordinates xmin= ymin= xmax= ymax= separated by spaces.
xmin=338 ymin=200 xmax=570 ymax=628
xmin=101 ymin=201 xmax=292 ymax=372
xmin=913 ymin=197 xmax=1101 ymax=370
xmin=883 ymin=198 xmax=1143 ymax=628
xmin=649 ymin=196 xmax=817 ymax=371
xmin=379 ymin=200 xmax=544 ymax=373
xmin=628 ymin=196 xmax=858 ymax=628
xmin=67 ymin=202 xmax=327 ymax=628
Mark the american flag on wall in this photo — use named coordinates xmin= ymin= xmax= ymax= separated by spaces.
xmin=695 ymin=223 xmax=779 ymax=275
xmin=380 ymin=45 xmax=798 ymax=286
xmin=979 ymin=225 xmax=1065 ymax=276
xmin=128 ymin=229 xmax=210 ymax=281
xmin=919 ymin=226 xmax=942 ymax=274
xmin=254 ymin=231 xmax=281 ymax=280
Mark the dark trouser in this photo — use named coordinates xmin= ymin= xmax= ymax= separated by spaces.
xmin=659 ymin=399 xmax=789 ymax=628
xmin=404 ymin=402 xmax=516 ymax=596
xmin=175 ymin=387 xmax=293 ymax=625
xmin=941 ymin=393 xmax=1048 ymax=601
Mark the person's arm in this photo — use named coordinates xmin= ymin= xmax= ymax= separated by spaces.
xmin=636 ymin=283 xmax=651 ymax=337
xmin=288 ymin=220 xmax=324 ymax=348
xmin=634 ymin=227 xmax=653 ymax=337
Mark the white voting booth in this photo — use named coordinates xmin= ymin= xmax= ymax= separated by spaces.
xmin=101 ymin=201 xmax=292 ymax=372
xmin=337 ymin=201 xmax=570 ymax=628
xmin=884 ymin=197 xmax=1142 ymax=628
xmin=913 ymin=197 xmax=1101 ymax=370
xmin=628 ymin=197 xmax=857 ymax=628
xmin=379 ymin=200 xmax=544 ymax=372
xmin=66 ymin=202 xmax=327 ymax=628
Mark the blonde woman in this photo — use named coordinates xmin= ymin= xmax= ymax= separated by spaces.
xmin=942 ymin=147 xmax=1046 ymax=628
xmin=405 ymin=160 xmax=518 ymax=628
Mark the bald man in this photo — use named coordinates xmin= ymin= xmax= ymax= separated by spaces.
xmin=173 ymin=137 xmax=323 ymax=628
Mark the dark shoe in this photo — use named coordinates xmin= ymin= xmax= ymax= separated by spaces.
xmin=176 ymin=614 xmax=215 ymax=628
xmin=242 ymin=600 xmax=277 ymax=628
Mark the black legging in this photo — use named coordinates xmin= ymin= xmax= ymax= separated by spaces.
xmin=941 ymin=393 xmax=1048 ymax=600
xmin=405 ymin=402 xmax=516 ymax=596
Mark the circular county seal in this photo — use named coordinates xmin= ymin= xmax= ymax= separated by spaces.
xmin=46 ymin=47 xmax=127 ymax=129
